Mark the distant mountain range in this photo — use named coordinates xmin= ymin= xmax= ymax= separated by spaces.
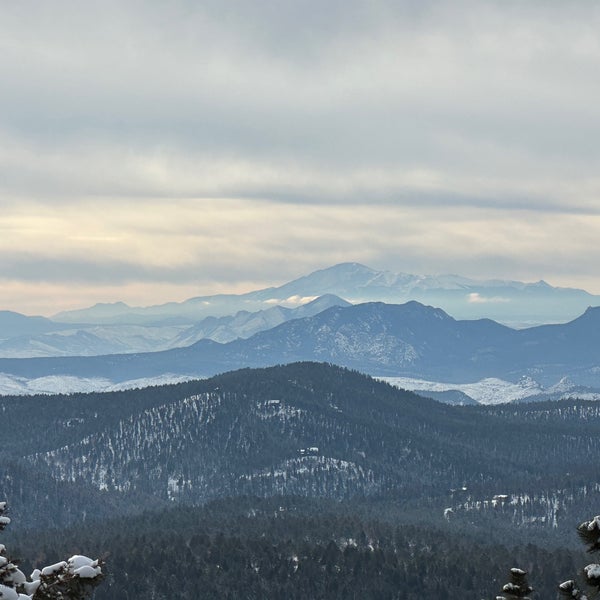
xmin=2 ymin=262 xmax=599 ymax=362
xmin=0 ymin=294 xmax=350 ymax=358
xmin=2 ymin=301 xmax=600 ymax=392
xmin=51 ymin=262 xmax=600 ymax=327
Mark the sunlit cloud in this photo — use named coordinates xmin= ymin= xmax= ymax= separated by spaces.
xmin=467 ymin=293 xmax=511 ymax=305
xmin=264 ymin=296 xmax=319 ymax=306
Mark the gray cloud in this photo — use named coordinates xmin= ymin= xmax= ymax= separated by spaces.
xmin=2 ymin=1 xmax=600 ymax=312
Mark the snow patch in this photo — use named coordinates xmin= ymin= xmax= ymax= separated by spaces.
xmin=0 ymin=373 xmax=200 ymax=396
xmin=381 ymin=376 xmax=544 ymax=404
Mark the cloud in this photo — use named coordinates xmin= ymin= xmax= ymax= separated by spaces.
xmin=467 ymin=293 xmax=510 ymax=305
xmin=2 ymin=1 xmax=600 ymax=313
xmin=2 ymin=1 xmax=600 ymax=210
xmin=264 ymin=296 xmax=318 ymax=306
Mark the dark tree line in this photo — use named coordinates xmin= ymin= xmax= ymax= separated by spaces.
xmin=6 ymin=496 xmax=586 ymax=600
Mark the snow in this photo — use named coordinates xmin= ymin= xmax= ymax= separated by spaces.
xmin=585 ymin=563 xmax=600 ymax=580
xmin=0 ymin=503 xmax=102 ymax=599
xmin=0 ymin=585 xmax=19 ymax=600
xmin=381 ymin=376 xmax=544 ymax=404
xmin=0 ymin=369 xmax=596 ymax=406
xmin=0 ymin=373 xmax=199 ymax=396
xmin=585 ymin=516 xmax=600 ymax=531
xmin=549 ymin=376 xmax=575 ymax=393
xmin=41 ymin=561 xmax=67 ymax=576
xmin=67 ymin=556 xmax=98 ymax=571
xmin=73 ymin=565 xmax=101 ymax=579
xmin=22 ymin=580 xmax=40 ymax=596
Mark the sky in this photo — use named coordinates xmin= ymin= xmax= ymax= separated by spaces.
xmin=2 ymin=0 xmax=600 ymax=316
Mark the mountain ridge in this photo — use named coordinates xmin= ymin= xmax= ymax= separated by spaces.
xmin=4 ymin=361 xmax=600 ymax=535
xmin=2 ymin=300 xmax=600 ymax=388
xmin=0 ymin=294 xmax=351 ymax=358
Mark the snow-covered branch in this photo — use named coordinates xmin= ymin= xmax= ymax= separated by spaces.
xmin=0 ymin=502 xmax=102 ymax=600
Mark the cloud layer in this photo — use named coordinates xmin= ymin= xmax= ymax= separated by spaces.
xmin=2 ymin=1 xmax=600 ymax=313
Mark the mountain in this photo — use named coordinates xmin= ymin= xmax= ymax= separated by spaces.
xmin=381 ymin=374 xmax=552 ymax=405
xmin=3 ymin=301 xmax=600 ymax=387
xmin=6 ymin=363 xmax=600 ymax=600
xmin=0 ymin=294 xmax=350 ymax=358
xmin=0 ymin=310 xmax=63 ymax=339
xmin=0 ymin=326 xmax=177 ymax=359
xmin=13 ymin=260 xmax=595 ymax=366
xmin=170 ymin=293 xmax=351 ymax=346
xmin=415 ymin=389 xmax=479 ymax=405
xmin=267 ymin=263 xmax=598 ymax=326
xmin=4 ymin=362 xmax=600 ymax=533
xmin=51 ymin=262 xmax=600 ymax=326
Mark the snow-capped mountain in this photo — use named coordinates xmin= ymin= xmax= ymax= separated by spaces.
xmin=4 ymin=263 xmax=598 ymax=360
xmin=51 ymin=262 xmax=600 ymax=327
xmin=168 ymin=294 xmax=351 ymax=346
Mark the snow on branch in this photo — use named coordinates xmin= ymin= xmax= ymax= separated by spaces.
xmin=0 ymin=502 xmax=103 ymax=600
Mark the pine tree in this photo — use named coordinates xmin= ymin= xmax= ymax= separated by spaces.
xmin=558 ymin=515 xmax=600 ymax=600
xmin=496 ymin=567 xmax=533 ymax=600
xmin=0 ymin=502 xmax=103 ymax=600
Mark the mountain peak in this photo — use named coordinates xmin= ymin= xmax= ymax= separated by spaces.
xmin=328 ymin=261 xmax=374 ymax=271
xmin=49 ymin=263 xmax=600 ymax=329
xmin=308 ymin=262 xmax=378 ymax=278
xmin=303 ymin=294 xmax=352 ymax=308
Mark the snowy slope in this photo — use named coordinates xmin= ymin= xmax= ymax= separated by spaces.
xmin=382 ymin=375 xmax=600 ymax=405
xmin=381 ymin=376 xmax=545 ymax=405
xmin=3 ymin=368 xmax=599 ymax=405
xmin=0 ymin=372 xmax=197 ymax=395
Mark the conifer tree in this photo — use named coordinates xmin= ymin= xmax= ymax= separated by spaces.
xmin=559 ymin=515 xmax=600 ymax=600
xmin=496 ymin=567 xmax=533 ymax=600
xmin=0 ymin=502 xmax=102 ymax=600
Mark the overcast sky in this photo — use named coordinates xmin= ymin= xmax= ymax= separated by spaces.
xmin=2 ymin=0 xmax=600 ymax=315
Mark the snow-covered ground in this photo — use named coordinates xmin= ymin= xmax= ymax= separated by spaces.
xmin=1 ymin=370 xmax=598 ymax=404
xmin=0 ymin=373 xmax=199 ymax=396
xmin=381 ymin=376 xmax=545 ymax=405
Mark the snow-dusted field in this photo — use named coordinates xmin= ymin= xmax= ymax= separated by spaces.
xmin=1 ymin=370 xmax=598 ymax=405
xmin=0 ymin=373 xmax=199 ymax=396
xmin=381 ymin=376 xmax=544 ymax=405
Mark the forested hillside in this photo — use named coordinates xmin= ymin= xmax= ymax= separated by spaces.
xmin=4 ymin=496 xmax=586 ymax=600
xmin=1 ymin=363 xmax=600 ymax=531
xmin=3 ymin=362 xmax=600 ymax=598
